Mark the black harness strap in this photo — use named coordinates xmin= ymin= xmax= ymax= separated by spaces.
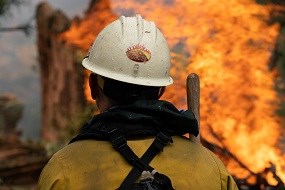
xmin=101 ymin=126 xmax=172 ymax=190
xmin=119 ymin=132 xmax=173 ymax=190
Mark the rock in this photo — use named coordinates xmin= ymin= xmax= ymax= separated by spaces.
xmin=0 ymin=94 xmax=23 ymax=136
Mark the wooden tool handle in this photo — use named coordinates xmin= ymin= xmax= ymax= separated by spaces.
xmin=187 ymin=73 xmax=200 ymax=142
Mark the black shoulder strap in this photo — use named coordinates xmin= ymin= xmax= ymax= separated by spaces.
xmin=101 ymin=126 xmax=173 ymax=190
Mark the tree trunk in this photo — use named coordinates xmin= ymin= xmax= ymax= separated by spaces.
xmin=36 ymin=3 xmax=86 ymax=142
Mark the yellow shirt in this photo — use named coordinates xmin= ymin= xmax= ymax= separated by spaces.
xmin=38 ymin=136 xmax=239 ymax=190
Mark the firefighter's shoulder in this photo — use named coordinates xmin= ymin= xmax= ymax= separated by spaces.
xmin=38 ymin=137 xmax=239 ymax=190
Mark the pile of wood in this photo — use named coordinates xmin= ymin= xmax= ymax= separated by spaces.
xmin=0 ymin=134 xmax=48 ymax=188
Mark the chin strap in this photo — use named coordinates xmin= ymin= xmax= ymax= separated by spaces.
xmin=157 ymin=87 xmax=165 ymax=99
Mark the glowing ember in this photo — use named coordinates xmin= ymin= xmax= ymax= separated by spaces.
xmin=62 ymin=0 xmax=285 ymax=184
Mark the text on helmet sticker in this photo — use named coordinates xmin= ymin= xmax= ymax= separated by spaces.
xmin=126 ymin=44 xmax=151 ymax=62
xmin=133 ymin=64 xmax=139 ymax=77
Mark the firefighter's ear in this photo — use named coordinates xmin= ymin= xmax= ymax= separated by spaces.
xmin=89 ymin=73 xmax=98 ymax=100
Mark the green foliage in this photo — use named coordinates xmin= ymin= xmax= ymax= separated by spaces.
xmin=42 ymin=104 xmax=98 ymax=156
xmin=262 ymin=2 xmax=285 ymax=121
xmin=0 ymin=0 xmax=33 ymax=36
xmin=275 ymin=32 xmax=285 ymax=118
xmin=256 ymin=0 xmax=285 ymax=5
xmin=276 ymin=102 xmax=285 ymax=116
xmin=44 ymin=141 xmax=66 ymax=157
xmin=0 ymin=0 xmax=23 ymax=18
xmin=63 ymin=104 xmax=98 ymax=142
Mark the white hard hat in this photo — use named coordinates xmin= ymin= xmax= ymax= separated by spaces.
xmin=82 ymin=14 xmax=173 ymax=87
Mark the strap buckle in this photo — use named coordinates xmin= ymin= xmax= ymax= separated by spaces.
xmin=157 ymin=132 xmax=173 ymax=144
xmin=99 ymin=125 xmax=127 ymax=150
xmin=154 ymin=132 xmax=173 ymax=151
xmin=100 ymin=125 xmax=117 ymax=134
xmin=112 ymin=135 xmax=127 ymax=150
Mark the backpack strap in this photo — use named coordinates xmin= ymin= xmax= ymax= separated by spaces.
xmin=101 ymin=125 xmax=173 ymax=190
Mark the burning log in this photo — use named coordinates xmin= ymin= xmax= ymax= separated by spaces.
xmin=235 ymin=163 xmax=285 ymax=190
xmin=202 ymin=127 xmax=285 ymax=190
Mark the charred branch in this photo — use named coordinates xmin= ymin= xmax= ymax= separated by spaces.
xmin=0 ymin=24 xmax=32 ymax=36
xmin=201 ymin=128 xmax=255 ymax=176
xmin=202 ymin=128 xmax=285 ymax=190
xmin=0 ymin=15 xmax=34 ymax=36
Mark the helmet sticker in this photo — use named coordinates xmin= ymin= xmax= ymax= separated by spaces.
xmin=126 ymin=44 xmax=151 ymax=62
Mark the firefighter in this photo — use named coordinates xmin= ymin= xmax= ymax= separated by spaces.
xmin=38 ymin=15 xmax=239 ymax=190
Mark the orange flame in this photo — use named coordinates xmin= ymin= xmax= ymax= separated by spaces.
xmin=62 ymin=0 xmax=285 ymax=183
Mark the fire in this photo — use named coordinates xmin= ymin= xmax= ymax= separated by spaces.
xmin=62 ymin=0 xmax=285 ymax=184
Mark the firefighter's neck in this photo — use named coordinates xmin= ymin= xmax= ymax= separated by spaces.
xmin=96 ymin=90 xmax=118 ymax=113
